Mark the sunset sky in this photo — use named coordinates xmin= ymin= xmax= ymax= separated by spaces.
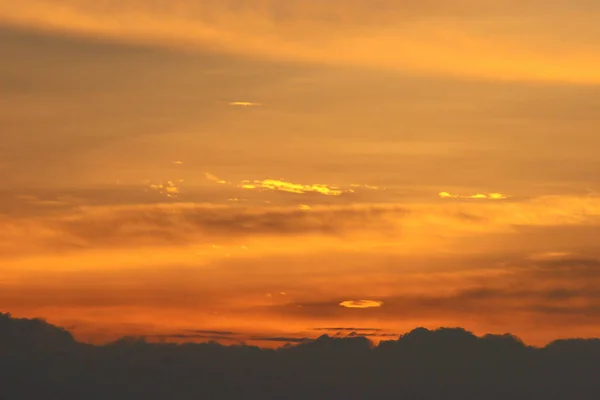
xmin=2 ymin=0 xmax=600 ymax=347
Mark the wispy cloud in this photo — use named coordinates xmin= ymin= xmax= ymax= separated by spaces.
xmin=239 ymin=179 xmax=345 ymax=196
xmin=3 ymin=194 xmax=600 ymax=258
xmin=0 ymin=203 xmax=405 ymax=256
xmin=204 ymin=173 xmax=380 ymax=197
xmin=204 ymin=173 xmax=228 ymax=185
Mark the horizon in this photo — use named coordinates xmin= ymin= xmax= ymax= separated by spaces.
xmin=3 ymin=312 xmax=600 ymax=350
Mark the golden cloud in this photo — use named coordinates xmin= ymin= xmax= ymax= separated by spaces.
xmin=204 ymin=173 xmax=377 ymax=196
xmin=148 ymin=181 xmax=181 ymax=199
xmin=240 ymin=179 xmax=345 ymax=196
xmin=439 ymin=192 xmax=509 ymax=200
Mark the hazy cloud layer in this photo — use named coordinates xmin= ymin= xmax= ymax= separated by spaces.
xmin=2 ymin=0 xmax=600 ymax=82
xmin=2 ymin=195 xmax=600 ymax=257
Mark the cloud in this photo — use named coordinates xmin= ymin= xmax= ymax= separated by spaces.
xmin=2 ymin=194 xmax=600 ymax=257
xmin=439 ymin=192 xmax=509 ymax=200
xmin=203 ymin=173 xmax=383 ymax=197
xmin=339 ymin=300 xmax=383 ymax=309
xmin=252 ymin=255 xmax=600 ymax=325
xmin=147 ymin=181 xmax=181 ymax=199
xmin=2 ymin=1 xmax=600 ymax=83
xmin=0 ymin=203 xmax=406 ymax=255
xmin=204 ymin=172 xmax=228 ymax=185
xmin=239 ymin=179 xmax=346 ymax=196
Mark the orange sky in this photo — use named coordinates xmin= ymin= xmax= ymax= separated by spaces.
xmin=1 ymin=0 xmax=600 ymax=347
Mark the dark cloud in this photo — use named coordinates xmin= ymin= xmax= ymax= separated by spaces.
xmin=3 ymin=313 xmax=600 ymax=399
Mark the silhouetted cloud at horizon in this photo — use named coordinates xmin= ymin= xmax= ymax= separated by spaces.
xmin=2 ymin=312 xmax=600 ymax=399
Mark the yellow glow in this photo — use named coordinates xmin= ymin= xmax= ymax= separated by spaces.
xmin=340 ymin=300 xmax=383 ymax=309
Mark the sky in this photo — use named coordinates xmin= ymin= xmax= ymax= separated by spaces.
xmin=1 ymin=0 xmax=600 ymax=347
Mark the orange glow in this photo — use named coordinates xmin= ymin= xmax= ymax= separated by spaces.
xmin=2 ymin=0 xmax=600 ymax=350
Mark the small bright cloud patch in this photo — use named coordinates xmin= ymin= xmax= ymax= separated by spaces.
xmin=340 ymin=300 xmax=383 ymax=309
